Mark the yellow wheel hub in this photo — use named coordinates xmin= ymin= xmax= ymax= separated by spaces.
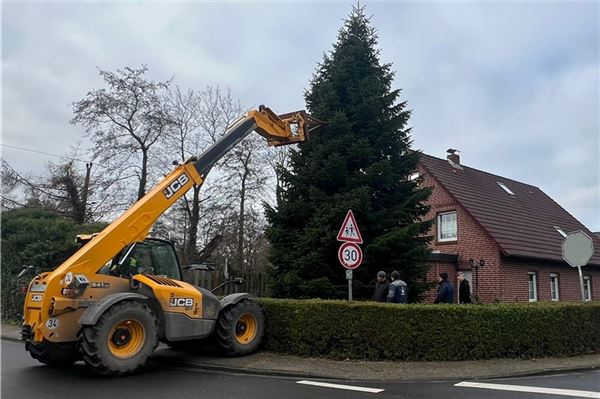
xmin=108 ymin=319 xmax=145 ymax=358
xmin=235 ymin=314 xmax=257 ymax=344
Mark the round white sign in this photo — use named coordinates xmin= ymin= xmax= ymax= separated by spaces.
xmin=338 ymin=242 xmax=363 ymax=270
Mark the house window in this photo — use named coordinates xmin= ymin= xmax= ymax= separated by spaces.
xmin=583 ymin=276 xmax=592 ymax=301
xmin=550 ymin=273 xmax=559 ymax=301
xmin=528 ymin=272 xmax=538 ymax=302
xmin=437 ymin=211 xmax=457 ymax=242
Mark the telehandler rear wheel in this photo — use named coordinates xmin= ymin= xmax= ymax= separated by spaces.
xmin=78 ymin=300 xmax=158 ymax=376
xmin=216 ymin=299 xmax=264 ymax=356
xmin=25 ymin=340 xmax=80 ymax=366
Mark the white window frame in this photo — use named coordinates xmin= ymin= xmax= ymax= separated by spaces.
xmin=408 ymin=172 xmax=420 ymax=181
xmin=497 ymin=181 xmax=515 ymax=195
xmin=437 ymin=211 xmax=457 ymax=242
xmin=528 ymin=272 xmax=538 ymax=302
xmin=550 ymin=273 xmax=559 ymax=301
xmin=583 ymin=276 xmax=592 ymax=302
xmin=553 ymin=226 xmax=567 ymax=238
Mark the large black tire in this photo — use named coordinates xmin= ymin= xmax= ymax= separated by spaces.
xmin=216 ymin=299 xmax=265 ymax=356
xmin=77 ymin=300 xmax=158 ymax=376
xmin=25 ymin=340 xmax=80 ymax=366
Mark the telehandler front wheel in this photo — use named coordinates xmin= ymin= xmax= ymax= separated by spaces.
xmin=78 ymin=300 xmax=158 ymax=376
xmin=216 ymin=299 xmax=265 ymax=356
xmin=25 ymin=340 xmax=80 ymax=366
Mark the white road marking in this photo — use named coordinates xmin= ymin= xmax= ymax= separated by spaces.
xmin=455 ymin=381 xmax=600 ymax=398
xmin=296 ymin=380 xmax=384 ymax=393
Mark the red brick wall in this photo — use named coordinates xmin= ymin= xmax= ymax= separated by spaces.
xmin=418 ymin=163 xmax=600 ymax=303
xmin=501 ymin=257 xmax=600 ymax=302
xmin=419 ymin=165 xmax=503 ymax=303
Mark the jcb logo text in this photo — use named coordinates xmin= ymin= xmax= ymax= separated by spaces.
xmin=169 ymin=298 xmax=194 ymax=307
xmin=163 ymin=173 xmax=190 ymax=199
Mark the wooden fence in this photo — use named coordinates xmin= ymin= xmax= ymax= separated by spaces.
xmin=183 ymin=269 xmax=268 ymax=297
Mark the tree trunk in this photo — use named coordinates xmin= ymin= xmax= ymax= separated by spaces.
xmin=236 ymin=170 xmax=248 ymax=272
xmin=79 ymin=162 xmax=92 ymax=223
xmin=62 ymin=162 xmax=86 ymax=225
xmin=185 ymin=185 xmax=201 ymax=261
xmin=138 ymin=149 xmax=148 ymax=200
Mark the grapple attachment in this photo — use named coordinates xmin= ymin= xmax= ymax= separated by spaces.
xmin=252 ymin=105 xmax=325 ymax=146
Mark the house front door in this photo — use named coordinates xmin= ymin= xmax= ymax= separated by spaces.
xmin=458 ymin=270 xmax=473 ymax=303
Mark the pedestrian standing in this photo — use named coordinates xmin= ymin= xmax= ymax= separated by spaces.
xmin=372 ymin=271 xmax=389 ymax=302
xmin=387 ymin=271 xmax=409 ymax=304
xmin=434 ymin=272 xmax=454 ymax=304
xmin=457 ymin=272 xmax=472 ymax=304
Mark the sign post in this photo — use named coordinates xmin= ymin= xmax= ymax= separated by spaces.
xmin=561 ymin=230 xmax=594 ymax=302
xmin=348 ymin=279 xmax=352 ymax=301
xmin=346 ymin=270 xmax=353 ymax=301
xmin=337 ymin=210 xmax=363 ymax=301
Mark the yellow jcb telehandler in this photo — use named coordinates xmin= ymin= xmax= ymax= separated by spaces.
xmin=19 ymin=106 xmax=323 ymax=376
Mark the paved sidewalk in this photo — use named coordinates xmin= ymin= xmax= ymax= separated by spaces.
xmin=3 ymin=322 xmax=599 ymax=381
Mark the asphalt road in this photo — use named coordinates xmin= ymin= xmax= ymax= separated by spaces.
xmin=2 ymin=340 xmax=599 ymax=399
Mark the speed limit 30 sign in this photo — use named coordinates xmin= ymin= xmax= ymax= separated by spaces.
xmin=338 ymin=242 xmax=363 ymax=269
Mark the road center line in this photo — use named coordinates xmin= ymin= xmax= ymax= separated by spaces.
xmin=455 ymin=381 xmax=600 ymax=398
xmin=296 ymin=380 xmax=384 ymax=393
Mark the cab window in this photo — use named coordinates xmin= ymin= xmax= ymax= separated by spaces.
xmin=149 ymin=242 xmax=181 ymax=280
xmin=97 ymin=241 xmax=181 ymax=280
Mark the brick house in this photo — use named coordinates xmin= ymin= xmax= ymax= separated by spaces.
xmin=418 ymin=151 xmax=600 ymax=303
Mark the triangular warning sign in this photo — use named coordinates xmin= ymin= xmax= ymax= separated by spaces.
xmin=337 ymin=209 xmax=363 ymax=244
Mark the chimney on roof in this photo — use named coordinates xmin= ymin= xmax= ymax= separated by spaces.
xmin=447 ymin=148 xmax=460 ymax=165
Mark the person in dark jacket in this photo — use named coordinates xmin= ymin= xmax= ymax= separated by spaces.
xmin=434 ymin=272 xmax=454 ymax=304
xmin=457 ymin=272 xmax=472 ymax=304
xmin=387 ymin=271 xmax=409 ymax=304
xmin=372 ymin=271 xmax=389 ymax=302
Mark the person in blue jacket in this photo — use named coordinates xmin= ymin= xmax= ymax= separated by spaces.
xmin=434 ymin=272 xmax=454 ymax=304
xmin=386 ymin=271 xmax=409 ymax=304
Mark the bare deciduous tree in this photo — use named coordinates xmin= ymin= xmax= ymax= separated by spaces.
xmin=71 ymin=65 xmax=172 ymax=201
xmin=266 ymin=145 xmax=291 ymax=205
xmin=158 ymin=86 xmax=244 ymax=264
xmin=45 ymin=161 xmax=92 ymax=224
xmin=218 ymin=134 xmax=271 ymax=271
xmin=1 ymin=157 xmax=95 ymax=224
xmin=1 ymin=159 xmax=26 ymax=210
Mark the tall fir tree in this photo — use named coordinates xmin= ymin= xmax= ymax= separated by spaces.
xmin=266 ymin=5 xmax=432 ymax=300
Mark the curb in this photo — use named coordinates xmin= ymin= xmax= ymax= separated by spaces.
xmin=153 ymin=357 xmax=600 ymax=382
xmin=1 ymin=330 xmax=21 ymax=343
xmin=154 ymin=358 xmax=345 ymax=381
xmin=456 ymin=364 xmax=600 ymax=382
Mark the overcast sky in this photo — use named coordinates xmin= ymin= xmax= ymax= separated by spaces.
xmin=2 ymin=1 xmax=599 ymax=231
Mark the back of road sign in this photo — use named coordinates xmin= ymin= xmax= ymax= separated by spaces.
xmin=562 ymin=231 xmax=594 ymax=268
xmin=337 ymin=210 xmax=363 ymax=244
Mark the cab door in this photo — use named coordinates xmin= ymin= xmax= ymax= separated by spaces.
xmin=144 ymin=240 xmax=182 ymax=281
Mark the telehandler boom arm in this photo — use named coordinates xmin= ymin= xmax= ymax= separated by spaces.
xmin=48 ymin=106 xmax=322 ymax=280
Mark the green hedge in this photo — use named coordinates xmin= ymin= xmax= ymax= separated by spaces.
xmin=257 ymin=298 xmax=600 ymax=361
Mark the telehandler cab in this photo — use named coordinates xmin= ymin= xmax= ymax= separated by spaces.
xmin=20 ymin=106 xmax=323 ymax=376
